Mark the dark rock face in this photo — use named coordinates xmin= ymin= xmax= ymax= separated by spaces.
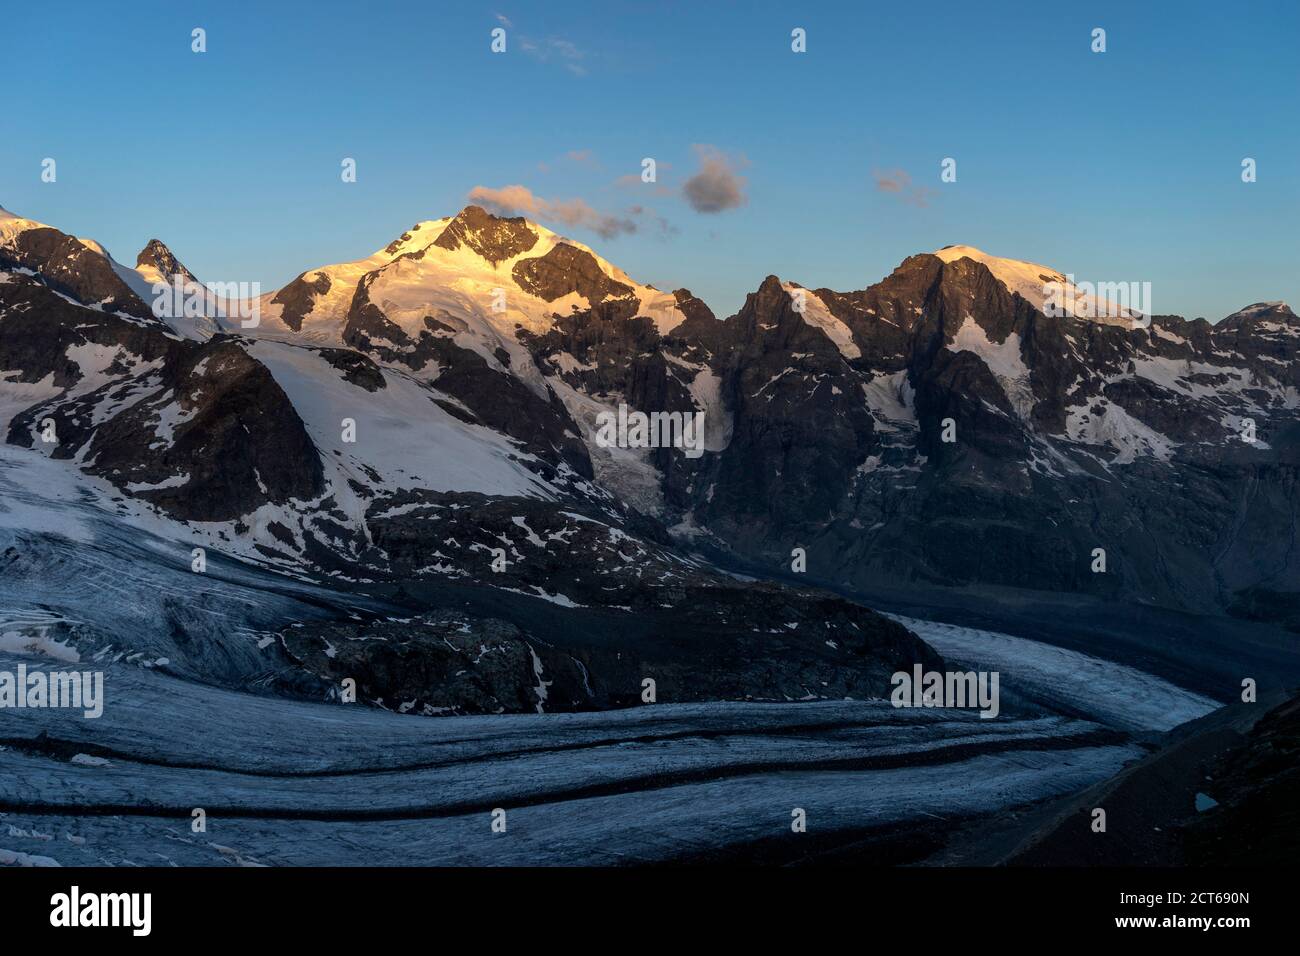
xmin=75 ymin=339 xmax=326 ymax=521
xmin=684 ymin=275 xmax=878 ymax=531
xmin=340 ymin=271 xmax=410 ymax=353
xmin=1183 ymin=693 xmax=1300 ymax=865
xmin=671 ymin=287 xmax=718 ymax=328
xmin=512 ymin=242 xmax=635 ymax=305
xmin=522 ymin=305 xmax=692 ymax=417
xmin=432 ymin=204 xmax=538 ymax=264
xmin=1 ymin=274 xmax=324 ymax=522
xmin=278 ymin=589 xmax=941 ymax=715
xmin=0 ymin=226 xmax=150 ymax=317
xmin=642 ymin=255 xmax=1300 ymax=623
xmin=271 ymin=271 xmax=331 ymax=331
xmin=0 ymin=273 xmax=176 ymax=392
xmin=319 ymin=347 xmax=386 ymax=391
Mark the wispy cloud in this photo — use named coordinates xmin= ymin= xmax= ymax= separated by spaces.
xmin=872 ymin=167 xmax=935 ymax=207
xmin=468 ymin=184 xmax=669 ymax=240
xmin=537 ymin=149 xmax=600 ymax=175
xmin=873 ymin=168 xmax=911 ymax=194
xmin=614 ymin=165 xmax=675 ymax=197
xmin=518 ymin=36 xmax=588 ymax=76
xmin=682 ymin=145 xmax=748 ymax=213
xmin=494 ymin=13 xmax=512 ymax=28
xmin=626 ymin=204 xmax=678 ymax=239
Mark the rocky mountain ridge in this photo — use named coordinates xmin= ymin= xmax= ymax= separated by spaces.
xmin=2 ymin=201 xmax=1296 ymax=636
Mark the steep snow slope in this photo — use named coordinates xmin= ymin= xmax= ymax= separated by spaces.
xmin=244 ymin=338 xmax=559 ymax=500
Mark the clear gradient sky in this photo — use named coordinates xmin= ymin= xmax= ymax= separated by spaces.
xmin=4 ymin=0 xmax=1297 ymax=321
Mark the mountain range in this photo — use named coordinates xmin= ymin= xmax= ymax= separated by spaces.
xmin=2 ymin=200 xmax=1298 ymax=711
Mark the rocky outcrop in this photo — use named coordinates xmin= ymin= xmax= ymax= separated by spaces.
xmin=271 ymin=271 xmax=332 ymax=331
xmin=431 ymin=204 xmax=538 ymax=264
xmin=0 ymin=226 xmax=151 ymax=318
xmin=278 ymin=588 xmax=941 ymax=715
xmin=73 ymin=338 xmax=326 ymax=521
xmin=1005 ymin=690 xmax=1300 ymax=866
xmin=1 ymin=273 xmax=323 ymax=521
xmin=1183 ymin=692 xmax=1300 ymax=865
xmin=512 ymin=242 xmax=635 ymax=305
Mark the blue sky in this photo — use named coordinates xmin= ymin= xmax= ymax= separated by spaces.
xmin=4 ymin=0 xmax=1296 ymax=321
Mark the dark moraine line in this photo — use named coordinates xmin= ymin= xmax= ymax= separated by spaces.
xmin=0 ymin=727 xmax=1128 ymax=823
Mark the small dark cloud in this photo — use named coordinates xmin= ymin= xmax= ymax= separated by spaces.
xmin=682 ymin=146 xmax=748 ymax=214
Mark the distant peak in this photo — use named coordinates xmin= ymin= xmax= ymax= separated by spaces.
xmin=136 ymin=238 xmax=196 ymax=283
xmin=1224 ymin=301 xmax=1296 ymax=323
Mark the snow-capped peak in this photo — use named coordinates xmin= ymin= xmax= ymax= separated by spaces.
xmin=1226 ymin=300 xmax=1294 ymax=318
xmin=1221 ymin=300 xmax=1298 ymax=331
xmin=934 ymin=244 xmax=1143 ymax=325
xmin=256 ymin=204 xmax=687 ymax=353
xmin=934 ymin=245 xmax=1065 ymax=303
xmin=135 ymin=239 xmax=198 ymax=285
